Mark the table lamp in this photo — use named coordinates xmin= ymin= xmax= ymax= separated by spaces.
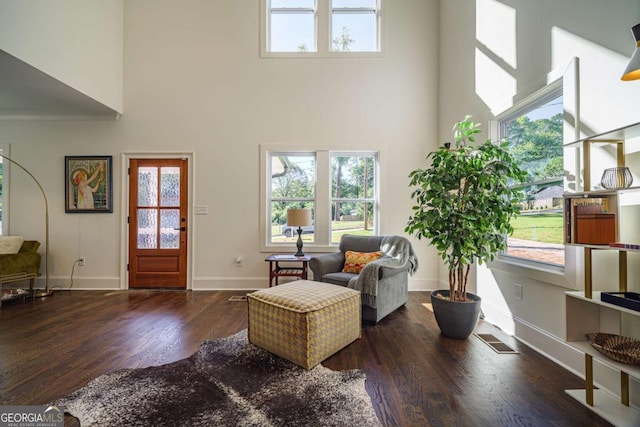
xmin=287 ymin=209 xmax=311 ymax=257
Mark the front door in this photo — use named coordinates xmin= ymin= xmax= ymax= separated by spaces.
xmin=128 ymin=158 xmax=188 ymax=288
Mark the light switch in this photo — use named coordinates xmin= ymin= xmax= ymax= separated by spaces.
xmin=194 ymin=205 xmax=208 ymax=215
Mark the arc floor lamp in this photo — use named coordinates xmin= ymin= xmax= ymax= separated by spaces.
xmin=0 ymin=155 xmax=52 ymax=297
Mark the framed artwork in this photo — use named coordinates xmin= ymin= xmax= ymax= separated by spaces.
xmin=65 ymin=156 xmax=113 ymax=213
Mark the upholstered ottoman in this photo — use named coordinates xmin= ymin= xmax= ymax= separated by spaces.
xmin=248 ymin=280 xmax=361 ymax=369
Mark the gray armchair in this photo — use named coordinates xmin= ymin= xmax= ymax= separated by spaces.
xmin=309 ymin=234 xmax=418 ymax=323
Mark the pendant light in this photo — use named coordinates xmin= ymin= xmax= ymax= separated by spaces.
xmin=621 ymin=23 xmax=640 ymax=81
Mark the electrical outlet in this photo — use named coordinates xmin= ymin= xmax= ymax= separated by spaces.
xmin=79 ymin=256 xmax=86 ymax=267
xmin=514 ymin=283 xmax=523 ymax=300
xmin=234 ymin=256 xmax=242 ymax=267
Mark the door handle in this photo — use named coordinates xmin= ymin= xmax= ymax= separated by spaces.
xmin=174 ymin=227 xmax=186 ymax=232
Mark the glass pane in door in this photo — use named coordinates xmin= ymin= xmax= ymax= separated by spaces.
xmin=160 ymin=209 xmax=180 ymax=249
xmin=160 ymin=167 xmax=180 ymax=207
xmin=138 ymin=209 xmax=158 ymax=249
xmin=138 ymin=167 xmax=158 ymax=207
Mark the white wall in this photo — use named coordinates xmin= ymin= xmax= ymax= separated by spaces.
xmin=0 ymin=0 xmax=441 ymax=292
xmin=440 ymin=0 xmax=640 ymax=407
xmin=0 ymin=0 xmax=123 ymax=113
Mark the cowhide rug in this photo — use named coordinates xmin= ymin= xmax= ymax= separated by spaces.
xmin=53 ymin=330 xmax=381 ymax=426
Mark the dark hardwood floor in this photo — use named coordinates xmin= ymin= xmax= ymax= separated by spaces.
xmin=0 ymin=290 xmax=611 ymax=426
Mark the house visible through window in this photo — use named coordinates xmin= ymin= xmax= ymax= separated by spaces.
xmin=264 ymin=149 xmax=378 ymax=249
xmin=498 ymin=88 xmax=565 ymax=267
xmin=263 ymin=0 xmax=381 ymax=55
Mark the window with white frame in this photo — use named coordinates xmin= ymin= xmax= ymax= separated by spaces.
xmin=267 ymin=0 xmax=317 ymax=52
xmin=331 ymin=0 xmax=379 ymax=52
xmin=263 ymin=148 xmax=378 ymax=249
xmin=262 ymin=0 xmax=381 ymax=56
xmin=330 ymin=153 xmax=376 ymax=242
xmin=269 ymin=153 xmax=316 ymax=243
xmin=496 ymin=85 xmax=565 ymax=268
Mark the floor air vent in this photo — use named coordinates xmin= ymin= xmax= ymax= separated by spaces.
xmin=228 ymin=295 xmax=247 ymax=302
xmin=475 ymin=333 xmax=519 ymax=354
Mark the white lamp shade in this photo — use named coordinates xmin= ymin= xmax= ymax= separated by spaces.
xmin=287 ymin=209 xmax=312 ymax=226
xmin=621 ymin=23 xmax=640 ymax=81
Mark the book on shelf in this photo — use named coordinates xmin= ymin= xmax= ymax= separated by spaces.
xmin=565 ymin=198 xmax=572 ymax=243
xmin=571 ymin=197 xmax=610 ymax=213
xmin=565 ymin=197 xmax=613 ymax=243
xmin=608 ymin=242 xmax=640 ymax=250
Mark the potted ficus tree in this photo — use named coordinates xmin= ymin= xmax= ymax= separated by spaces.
xmin=405 ymin=116 xmax=526 ymax=339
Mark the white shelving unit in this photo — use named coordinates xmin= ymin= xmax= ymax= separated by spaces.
xmin=566 ymin=287 xmax=640 ymax=426
xmin=563 ymin=121 xmax=640 ymax=426
xmin=565 ymin=389 xmax=640 ymax=427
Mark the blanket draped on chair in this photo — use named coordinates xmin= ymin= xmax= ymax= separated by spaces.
xmin=347 ymin=235 xmax=418 ymax=308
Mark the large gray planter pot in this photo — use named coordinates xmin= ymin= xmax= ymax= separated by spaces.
xmin=430 ymin=290 xmax=481 ymax=339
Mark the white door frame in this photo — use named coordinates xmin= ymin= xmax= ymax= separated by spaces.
xmin=120 ymin=152 xmax=195 ymax=290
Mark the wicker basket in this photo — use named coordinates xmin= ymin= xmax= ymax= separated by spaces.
xmin=585 ymin=333 xmax=640 ymax=365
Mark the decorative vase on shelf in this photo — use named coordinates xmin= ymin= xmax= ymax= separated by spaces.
xmin=600 ymin=167 xmax=633 ymax=189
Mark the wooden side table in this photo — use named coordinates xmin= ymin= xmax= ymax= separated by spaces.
xmin=265 ymin=254 xmax=311 ymax=287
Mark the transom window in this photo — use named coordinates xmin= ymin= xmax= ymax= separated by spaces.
xmin=268 ymin=0 xmax=317 ymax=52
xmin=331 ymin=0 xmax=379 ymax=52
xmin=262 ymin=0 xmax=382 ymax=56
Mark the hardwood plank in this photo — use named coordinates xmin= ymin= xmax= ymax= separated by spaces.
xmin=0 ymin=290 xmax=612 ymax=426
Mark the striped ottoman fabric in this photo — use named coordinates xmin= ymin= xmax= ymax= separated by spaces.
xmin=248 ymin=280 xmax=361 ymax=370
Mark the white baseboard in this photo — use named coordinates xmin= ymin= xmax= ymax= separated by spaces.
xmin=40 ymin=276 xmax=121 ymax=291
xmin=32 ymin=275 xmax=442 ymax=292
xmin=408 ymin=277 xmax=440 ymax=291
xmin=191 ymin=277 xmax=267 ymax=290
xmin=192 ymin=276 xmax=442 ymax=291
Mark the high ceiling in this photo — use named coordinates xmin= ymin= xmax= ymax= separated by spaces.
xmin=0 ymin=50 xmax=119 ymax=120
